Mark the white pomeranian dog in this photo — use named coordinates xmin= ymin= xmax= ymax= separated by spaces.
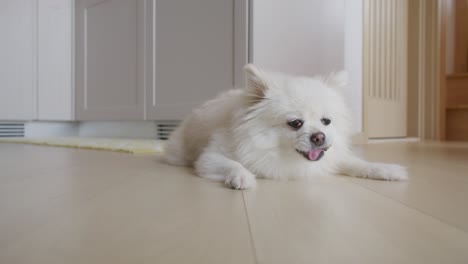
xmin=164 ymin=64 xmax=408 ymax=189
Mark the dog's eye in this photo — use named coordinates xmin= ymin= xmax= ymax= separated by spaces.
xmin=287 ymin=119 xmax=303 ymax=129
xmin=321 ymin=118 xmax=331 ymax=126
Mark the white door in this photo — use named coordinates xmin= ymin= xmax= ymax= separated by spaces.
xmin=364 ymin=0 xmax=408 ymax=138
xmin=75 ymin=0 xmax=146 ymax=120
xmin=0 ymin=0 xmax=36 ymax=120
xmin=146 ymin=0 xmax=239 ymax=120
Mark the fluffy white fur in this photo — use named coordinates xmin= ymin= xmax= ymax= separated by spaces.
xmin=164 ymin=64 xmax=408 ymax=189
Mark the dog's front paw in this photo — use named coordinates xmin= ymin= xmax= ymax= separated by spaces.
xmin=367 ymin=163 xmax=408 ymax=181
xmin=225 ymin=169 xmax=256 ymax=190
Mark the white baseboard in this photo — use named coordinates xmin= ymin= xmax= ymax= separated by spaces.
xmin=78 ymin=121 xmax=157 ymax=139
xmin=25 ymin=122 xmax=79 ymax=137
xmin=24 ymin=121 xmax=166 ymax=139
xmin=368 ymin=137 xmax=420 ymax=144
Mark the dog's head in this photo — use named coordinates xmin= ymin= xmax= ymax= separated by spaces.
xmin=240 ymin=64 xmax=350 ymax=162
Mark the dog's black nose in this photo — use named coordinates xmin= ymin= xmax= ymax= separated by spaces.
xmin=311 ymin=132 xmax=326 ymax=146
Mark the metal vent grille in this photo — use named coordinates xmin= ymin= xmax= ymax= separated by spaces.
xmin=156 ymin=121 xmax=179 ymax=140
xmin=0 ymin=123 xmax=25 ymax=138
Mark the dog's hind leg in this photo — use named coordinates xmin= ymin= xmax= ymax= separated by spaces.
xmin=337 ymin=155 xmax=408 ymax=181
xmin=195 ymin=148 xmax=257 ymax=190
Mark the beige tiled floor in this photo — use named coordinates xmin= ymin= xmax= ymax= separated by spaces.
xmin=1 ymin=142 xmax=468 ymax=264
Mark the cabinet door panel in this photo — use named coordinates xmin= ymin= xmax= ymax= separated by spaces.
xmin=37 ymin=0 xmax=74 ymax=120
xmin=0 ymin=0 xmax=36 ymax=120
xmin=146 ymin=0 xmax=236 ymax=120
xmin=76 ymin=0 xmax=145 ymax=120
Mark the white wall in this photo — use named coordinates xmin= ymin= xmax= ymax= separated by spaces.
xmin=252 ymin=0 xmax=345 ymax=76
xmin=252 ymin=0 xmax=363 ymax=133
xmin=344 ymin=0 xmax=363 ymax=133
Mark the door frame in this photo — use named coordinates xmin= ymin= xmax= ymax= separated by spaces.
xmin=362 ymin=0 xmax=445 ymax=141
xmin=412 ymin=0 xmax=446 ymax=140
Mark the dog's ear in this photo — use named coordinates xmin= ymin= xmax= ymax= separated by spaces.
xmin=326 ymin=71 xmax=349 ymax=89
xmin=244 ymin=64 xmax=269 ymax=104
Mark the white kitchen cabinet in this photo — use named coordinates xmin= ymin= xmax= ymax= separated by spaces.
xmin=75 ymin=0 xmax=146 ymax=120
xmin=146 ymin=0 xmax=242 ymax=120
xmin=1 ymin=0 xmax=248 ymax=121
xmin=0 ymin=0 xmax=74 ymax=121
xmin=75 ymin=0 xmax=246 ymax=121
xmin=0 ymin=0 xmax=36 ymax=120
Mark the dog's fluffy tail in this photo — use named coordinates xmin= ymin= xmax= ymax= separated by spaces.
xmin=163 ymin=125 xmax=189 ymax=166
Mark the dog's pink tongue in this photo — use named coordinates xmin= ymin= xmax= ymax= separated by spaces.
xmin=308 ymin=149 xmax=323 ymax=161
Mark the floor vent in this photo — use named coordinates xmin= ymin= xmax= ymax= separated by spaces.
xmin=156 ymin=121 xmax=179 ymax=140
xmin=0 ymin=123 xmax=25 ymax=138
